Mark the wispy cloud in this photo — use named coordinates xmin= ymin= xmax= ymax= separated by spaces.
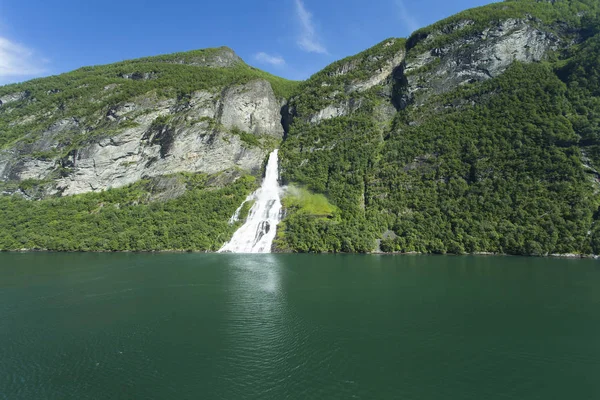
xmin=294 ymin=0 xmax=328 ymax=54
xmin=0 ymin=36 xmax=46 ymax=82
xmin=396 ymin=0 xmax=419 ymax=34
xmin=254 ymin=52 xmax=286 ymax=66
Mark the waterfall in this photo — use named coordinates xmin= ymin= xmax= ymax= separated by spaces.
xmin=219 ymin=149 xmax=283 ymax=253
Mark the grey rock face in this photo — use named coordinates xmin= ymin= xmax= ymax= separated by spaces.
xmin=0 ymin=79 xmax=283 ymax=197
xmin=298 ymin=46 xmax=406 ymax=125
xmin=405 ymin=19 xmax=560 ymax=105
xmin=120 ymin=72 xmax=157 ymax=81
xmin=107 ymin=103 xmax=137 ymax=121
xmin=169 ymin=47 xmax=242 ymax=68
xmin=52 ymin=123 xmax=264 ymax=197
xmin=0 ymin=91 xmax=29 ymax=107
xmin=348 ymin=50 xmax=405 ymax=93
xmin=308 ymin=99 xmax=364 ymax=124
xmin=219 ymin=80 xmax=284 ymax=137
xmin=147 ymin=175 xmax=187 ymax=202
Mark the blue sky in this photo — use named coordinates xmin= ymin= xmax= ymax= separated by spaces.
xmin=0 ymin=0 xmax=499 ymax=85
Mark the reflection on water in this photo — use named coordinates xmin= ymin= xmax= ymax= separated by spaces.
xmin=219 ymin=255 xmax=292 ymax=398
xmin=232 ymin=254 xmax=283 ymax=294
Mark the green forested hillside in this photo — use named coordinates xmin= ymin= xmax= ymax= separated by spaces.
xmin=287 ymin=38 xmax=405 ymax=117
xmin=3 ymin=0 xmax=600 ymax=255
xmin=375 ymin=62 xmax=597 ymax=255
xmin=276 ymin=1 xmax=600 ymax=255
xmin=0 ymin=172 xmax=257 ymax=251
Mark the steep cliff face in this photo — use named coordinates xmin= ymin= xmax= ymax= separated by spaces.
xmin=0 ymin=47 xmax=292 ymax=198
xmin=284 ymin=38 xmax=406 ymax=126
xmin=404 ymin=17 xmax=565 ymax=105
xmin=219 ymin=80 xmax=284 ymax=137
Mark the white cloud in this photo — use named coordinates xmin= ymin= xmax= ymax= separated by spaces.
xmin=294 ymin=0 xmax=328 ymax=54
xmin=0 ymin=36 xmax=46 ymax=80
xmin=255 ymin=52 xmax=286 ymax=66
xmin=396 ymin=0 xmax=420 ymax=34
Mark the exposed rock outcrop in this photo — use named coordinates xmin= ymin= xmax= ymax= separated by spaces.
xmin=168 ymin=46 xmax=242 ymax=68
xmin=0 ymin=77 xmax=283 ymax=197
xmin=404 ymin=18 xmax=563 ymax=105
xmin=286 ymin=39 xmax=406 ymax=125
xmin=219 ymin=80 xmax=284 ymax=137
xmin=0 ymin=91 xmax=29 ymax=107
xmin=52 ymin=121 xmax=264 ymax=197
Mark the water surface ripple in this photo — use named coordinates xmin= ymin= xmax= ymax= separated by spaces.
xmin=0 ymin=253 xmax=599 ymax=399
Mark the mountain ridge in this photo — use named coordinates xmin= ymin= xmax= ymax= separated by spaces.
xmin=2 ymin=0 xmax=600 ymax=255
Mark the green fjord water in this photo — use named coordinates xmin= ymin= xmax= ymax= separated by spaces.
xmin=0 ymin=254 xmax=599 ymax=400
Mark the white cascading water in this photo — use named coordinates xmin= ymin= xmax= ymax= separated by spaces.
xmin=219 ymin=149 xmax=283 ymax=253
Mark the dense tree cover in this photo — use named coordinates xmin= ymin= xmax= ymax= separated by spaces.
xmin=0 ymin=173 xmax=257 ymax=252
xmin=559 ymin=29 xmax=600 ymax=166
xmin=279 ymin=114 xmax=384 ymax=252
xmin=375 ymin=62 xmax=597 ymax=255
xmin=277 ymin=6 xmax=600 ymax=255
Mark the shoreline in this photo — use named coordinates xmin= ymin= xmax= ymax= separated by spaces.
xmin=2 ymin=248 xmax=598 ymax=259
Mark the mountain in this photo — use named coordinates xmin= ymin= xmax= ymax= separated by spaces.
xmin=2 ymin=0 xmax=600 ymax=255
xmin=0 ymin=46 xmax=295 ymax=197
xmin=277 ymin=0 xmax=600 ymax=255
